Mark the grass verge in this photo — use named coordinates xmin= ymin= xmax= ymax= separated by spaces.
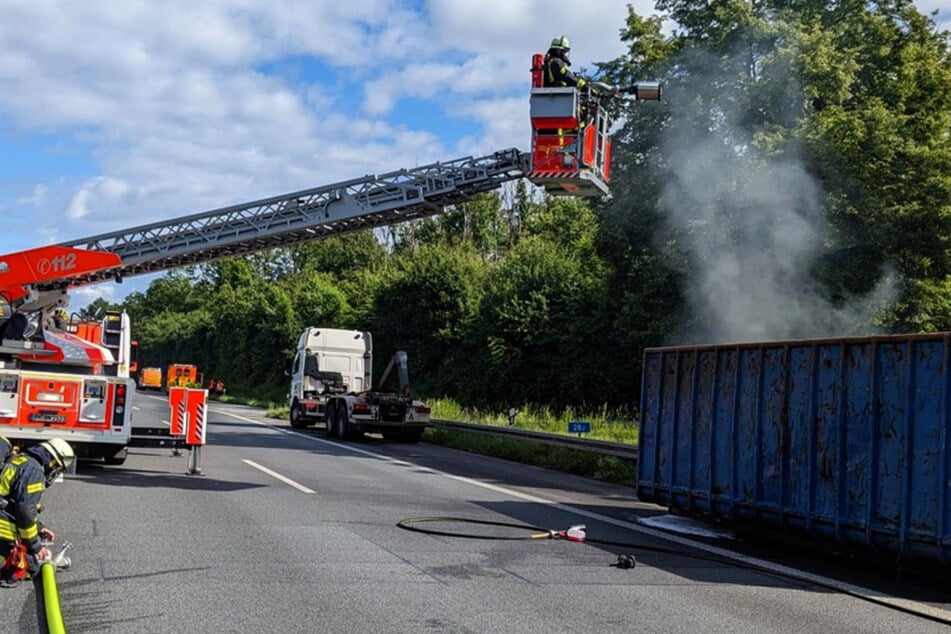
xmin=245 ymin=395 xmax=638 ymax=486
xmin=426 ymin=398 xmax=639 ymax=444
xmin=422 ymin=426 xmax=637 ymax=487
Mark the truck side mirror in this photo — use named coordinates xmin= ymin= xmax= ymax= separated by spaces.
xmin=283 ymin=357 xmax=293 ymax=376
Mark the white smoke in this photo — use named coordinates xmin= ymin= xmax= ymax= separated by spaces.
xmin=657 ymin=75 xmax=895 ymax=344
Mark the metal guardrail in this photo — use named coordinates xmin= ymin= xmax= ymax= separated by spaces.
xmin=430 ymin=419 xmax=638 ymax=461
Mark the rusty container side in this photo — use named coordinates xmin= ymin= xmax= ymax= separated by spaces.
xmin=637 ymin=333 xmax=951 ymax=565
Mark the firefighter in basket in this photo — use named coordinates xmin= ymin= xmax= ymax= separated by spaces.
xmin=539 ymin=34 xmax=626 ymax=144
xmin=0 ymin=438 xmax=76 ymax=586
xmin=543 ymin=35 xmax=619 ymax=96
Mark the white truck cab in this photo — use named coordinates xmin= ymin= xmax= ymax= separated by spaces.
xmin=290 ymin=328 xmax=371 ymax=400
xmin=287 ymin=327 xmax=430 ymax=442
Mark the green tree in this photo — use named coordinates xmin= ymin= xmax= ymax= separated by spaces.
xmin=797 ymin=2 xmax=951 ymax=328
xmin=126 ymin=270 xmax=208 ymax=320
xmin=414 ymin=192 xmax=516 ymax=258
xmin=75 ymin=297 xmax=123 ymax=321
xmin=282 ymin=271 xmax=352 ymax=332
xmin=465 ymin=235 xmax=610 ymax=408
xmin=286 ymin=232 xmax=388 ymax=279
xmin=367 ymin=244 xmax=487 ymax=395
xmin=207 ymin=272 xmax=297 ymax=399
xmin=598 ymin=1 xmax=951 ymax=348
xmin=134 ymin=308 xmax=213 ymax=370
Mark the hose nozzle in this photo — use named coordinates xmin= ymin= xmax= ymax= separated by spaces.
xmin=52 ymin=542 xmax=71 ymax=569
xmin=565 ymin=525 xmax=587 ymax=542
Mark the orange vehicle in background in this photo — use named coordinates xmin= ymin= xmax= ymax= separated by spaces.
xmin=137 ymin=367 xmax=163 ymax=390
xmin=166 ymin=364 xmax=201 ymax=390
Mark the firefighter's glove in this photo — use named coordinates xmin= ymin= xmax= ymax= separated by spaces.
xmin=34 ymin=546 xmax=50 ymax=563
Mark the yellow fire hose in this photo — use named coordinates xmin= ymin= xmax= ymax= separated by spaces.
xmin=36 ymin=562 xmax=66 ymax=634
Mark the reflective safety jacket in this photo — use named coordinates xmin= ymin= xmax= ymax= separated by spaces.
xmin=543 ymin=53 xmax=585 ymax=89
xmin=0 ymin=455 xmax=45 ymax=553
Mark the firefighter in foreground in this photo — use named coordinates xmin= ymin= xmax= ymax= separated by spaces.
xmin=0 ymin=438 xmax=75 ymax=586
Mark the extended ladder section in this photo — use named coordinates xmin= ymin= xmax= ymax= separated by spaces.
xmin=48 ymin=149 xmax=528 ymax=290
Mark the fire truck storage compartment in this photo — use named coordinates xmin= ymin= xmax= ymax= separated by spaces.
xmin=637 ymin=333 xmax=951 ymax=566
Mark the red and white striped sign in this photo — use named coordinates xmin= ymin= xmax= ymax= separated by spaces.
xmin=169 ymin=386 xmax=187 ymax=436
xmin=185 ymin=388 xmax=208 ymax=446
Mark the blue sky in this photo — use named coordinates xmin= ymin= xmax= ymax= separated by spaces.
xmin=0 ymin=0 xmax=947 ymax=312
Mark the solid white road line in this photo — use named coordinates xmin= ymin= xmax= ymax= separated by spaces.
xmin=242 ymin=459 xmax=316 ymax=494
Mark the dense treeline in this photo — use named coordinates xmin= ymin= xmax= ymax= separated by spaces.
xmin=82 ymin=1 xmax=951 ymax=413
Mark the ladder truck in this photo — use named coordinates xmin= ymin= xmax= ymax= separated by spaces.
xmin=0 ymin=66 xmax=661 ymax=461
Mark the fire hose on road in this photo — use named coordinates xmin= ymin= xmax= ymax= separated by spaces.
xmin=396 ymin=516 xmax=951 ymax=626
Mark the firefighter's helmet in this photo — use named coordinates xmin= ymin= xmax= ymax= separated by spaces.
xmin=550 ymin=35 xmax=571 ymax=51
xmin=37 ymin=438 xmax=76 ymax=484
xmin=549 ymin=35 xmax=571 ymax=63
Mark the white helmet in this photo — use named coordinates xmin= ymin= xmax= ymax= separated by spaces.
xmin=39 ymin=437 xmax=76 ymax=481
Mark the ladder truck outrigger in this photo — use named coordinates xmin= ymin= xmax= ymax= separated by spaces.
xmin=0 ymin=61 xmax=661 ymax=457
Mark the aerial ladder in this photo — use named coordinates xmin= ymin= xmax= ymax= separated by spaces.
xmin=0 ymin=59 xmax=661 ymax=463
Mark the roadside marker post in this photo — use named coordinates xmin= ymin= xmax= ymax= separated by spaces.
xmin=184 ymin=388 xmax=208 ymax=475
xmin=168 ymin=386 xmax=188 ymax=456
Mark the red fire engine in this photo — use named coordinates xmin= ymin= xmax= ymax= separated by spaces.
xmin=0 ymin=246 xmax=135 ymax=464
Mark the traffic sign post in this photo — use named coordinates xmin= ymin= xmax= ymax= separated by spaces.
xmin=568 ymin=421 xmax=591 ymax=437
xmin=168 ymin=387 xmax=187 ymax=436
xmin=184 ymin=388 xmax=208 ymax=476
xmin=168 ymin=386 xmax=187 ymax=456
xmin=184 ymin=388 xmax=208 ymax=446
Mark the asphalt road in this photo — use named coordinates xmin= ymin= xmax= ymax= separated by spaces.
xmin=0 ymin=393 xmax=948 ymax=633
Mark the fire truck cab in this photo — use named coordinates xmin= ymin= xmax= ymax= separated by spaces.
xmin=0 ymin=303 xmax=134 ymax=464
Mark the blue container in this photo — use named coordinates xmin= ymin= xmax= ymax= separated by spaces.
xmin=637 ymin=333 xmax=951 ymax=565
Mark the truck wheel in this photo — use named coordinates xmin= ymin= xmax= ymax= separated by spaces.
xmin=103 ymin=447 xmax=128 ymax=466
xmin=324 ymin=406 xmax=337 ymax=437
xmin=289 ymin=403 xmax=308 ymax=429
xmin=336 ymin=408 xmax=352 ymax=440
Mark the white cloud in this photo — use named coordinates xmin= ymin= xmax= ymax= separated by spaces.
xmin=426 ymin=0 xmax=641 ymax=62
xmin=68 ymin=282 xmax=122 ymax=308
xmin=17 ymin=184 xmax=50 ymax=208
xmin=453 ymin=96 xmax=531 ymax=157
xmin=66 ymin=177 xmax=131 ymax=220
